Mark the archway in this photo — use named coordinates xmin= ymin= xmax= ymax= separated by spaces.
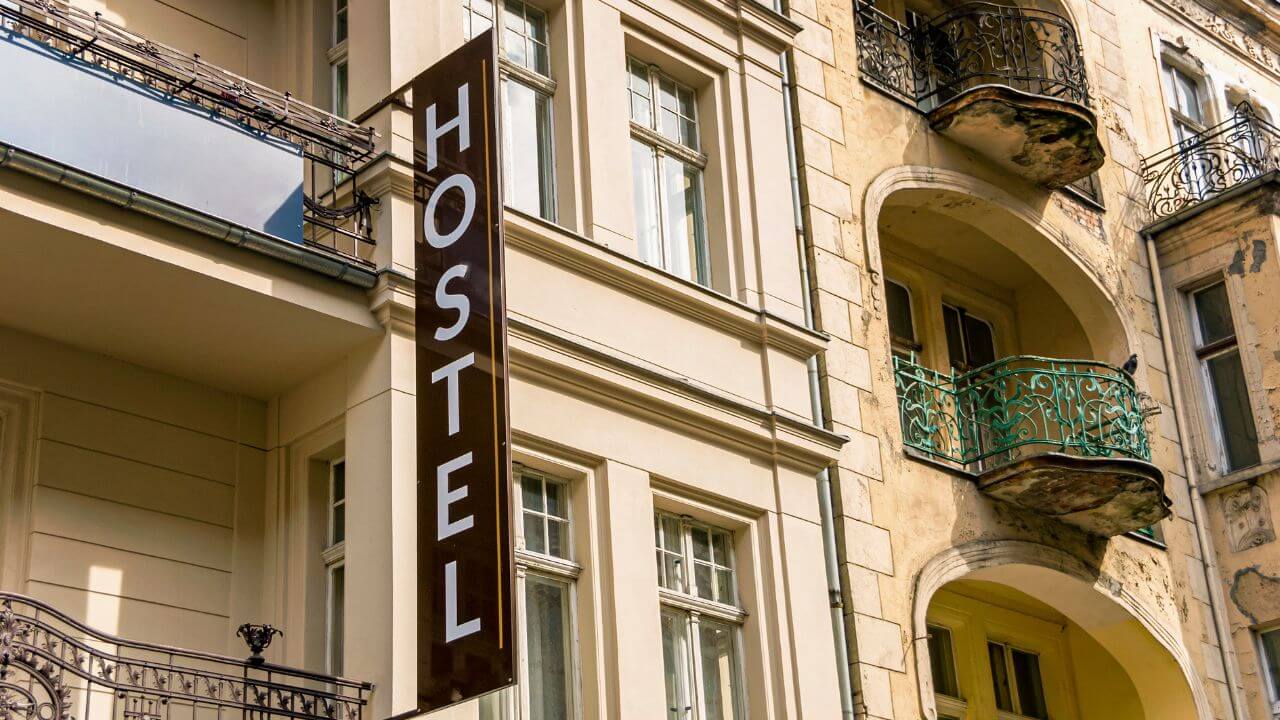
xmin=913 ymin=541 xmax=1211 ymax=719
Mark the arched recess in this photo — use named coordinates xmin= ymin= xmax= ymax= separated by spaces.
xmin=912 ymin=540 xmax=1212 ymax=720
xmin=861 ymin=165 xmax=1136 ymax=364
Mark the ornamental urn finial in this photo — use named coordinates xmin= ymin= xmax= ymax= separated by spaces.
xmin=236 ymin=624 xmax=282 ymax=667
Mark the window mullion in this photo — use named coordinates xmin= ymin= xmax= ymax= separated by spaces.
xmin=687 ymin=611 xmax=706 ymax=720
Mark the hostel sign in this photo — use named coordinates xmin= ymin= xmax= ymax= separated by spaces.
xmin=413 ymin=31 xmax=514 ymax=711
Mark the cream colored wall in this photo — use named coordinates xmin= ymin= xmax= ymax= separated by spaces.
xmin=0 ymin=326 xmax=268 ymax=656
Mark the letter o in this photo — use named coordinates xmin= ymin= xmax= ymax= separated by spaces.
xmin=424 ymin=174 xmax=477 ymax=249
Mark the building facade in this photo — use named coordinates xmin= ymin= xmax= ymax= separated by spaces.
xmin=4 ymin=0 xmax=1280 ymax=719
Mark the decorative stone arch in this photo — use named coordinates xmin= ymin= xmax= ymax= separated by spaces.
xmin=861 ymin=165 xmax=1137 ymax=363
xmin=911 ymin=539 xmax=1213 ymax=720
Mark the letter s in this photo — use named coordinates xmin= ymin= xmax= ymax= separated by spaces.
xmin=434 ymin=264 xmax=470 ymax=342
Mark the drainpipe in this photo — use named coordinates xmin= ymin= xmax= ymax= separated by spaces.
xmin=781 ymin=47 xmax=858 ymax=720
xmin=1143 ymin=236 xmax=1247 ymax=720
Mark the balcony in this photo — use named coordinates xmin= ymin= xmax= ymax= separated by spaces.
xmin=1141 ymin=103 xmax=1280 ymax=225
xmin=894 ymin=355 xmax=1170 ymax=536
xmin=854 ymin=0 xmax=1104 ymax=188
xmin=0 ymin=592 xmax=369 ymax=720
xmin=0 ymin=0 xmax=378 ymax=268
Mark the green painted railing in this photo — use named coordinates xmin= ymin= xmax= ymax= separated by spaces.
xmin=893 ymin=355 xmax=1151 ymax=470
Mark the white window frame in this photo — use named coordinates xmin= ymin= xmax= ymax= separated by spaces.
xmin=508 ymin=466 xmax=581 ymax=720
xmin=1256 ymin=624 xmax=1280 ymax=717
xmin=987 ymin=639 xmax=1048 ymax=720
xmin=1188 ymin=278 xmax=1260 ymax=473
xmin=464 ymin=0 xmax=559 ymax=221
xmin=628 ymin=59 xmax=711 ymax=286
xmin=323 ymin=457 xmax=346 ymax=676
xmin=654 ymin=512 xmax=747 ymax=720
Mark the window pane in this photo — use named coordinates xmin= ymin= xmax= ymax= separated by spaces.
xmin=694 ymin=562 xmax=714 ymax=601
xmin=1207 ymin=350 xmax=1261 ymax=470
xmin=334 ymin=61 xmax=349 ymax=119
xmin=943 ymin=306 xmax=966 ymax=371
xmin=545 ymin=481 xmax=567 ymax=519
xmin=659 ymin=77 xmax=681 ymax=141
xmin=629 ymin=60 xmax=653 ymax=126
xmin=523 ymin=475 xmax=545 ymax=512
xmin=502 ymin=81 xmax=555 ymax=221
xmin=464 ymin=0 xmax=494 ymax=38
xmin=329 ymin=565 xmax=345 ymax=675
xmin=927 ymin=625 xmax=960 ymax=698
xmin=988 ymin=642 xmax=1013 ymax=712
xmin=698 ymin=620 xmax=741 ymax=720
xmin=691 ymin=527 xmax=711 ymax=562
xmin=661 ymin=612 xmax=692 ymax=720
xmin=661 ymin=157 xmax=709 ymax=285
xmin=710 ymin=530 xmax=730 ymax=566
xmin=547 ymin=517 xmax=568 ymax=559
xmin=715 ymin=568 xmax=734 ymax=605
xmin=525 ymin=577 xmax=572 ymax=720
xmin=334 ymin=0 xmax=348 ymax=44
xmin=661 ymin=516 xmax=683 ymax=552
xmin=332 ymin=461 xmax=346 ymax=502
xmin=1261 ymin=629 xmax=1280 ymax=698
xmin=525 ymin=512 xmax=547 ymax=554
xmin=631 ymin=140 xmax=661 ymax=266
xmin=963 ymin=315 xmax=996 ymax=369
xmin=1194 ymin=282 xmax=1235 ymax=344
xmin=657 ymin=550 xmax=683 ymax=591
xmin=1011 ymin=650 xmax=1048 ymax=720
xmin=885 ymin=281 xmax=915 ymax=345
xmin=332 ymin=503 xmax=345 ymax=544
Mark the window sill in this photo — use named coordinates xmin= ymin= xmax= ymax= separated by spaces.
xmin=658 ymin=587 xmax=747 ymax=623
xmin=515 ymin=548 xmax=581 ymax=579
xmin=1197 ymin=458 xmax=1280 ymax=495
xmin=503 ymin=208 xmax=828 ymax=359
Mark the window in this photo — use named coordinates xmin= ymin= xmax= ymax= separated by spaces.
xmin=928 ymin=624 xmax=966 ymax=720
xmin=1191 ymin=281 xmax=1260 ymax=472
xmin=1259 ymin=626 xmax=1280 ymax=714
xmin=987 ymin=641 xmax=1048 ymax=720
xmin=885 ymin=279 xmax=921 ymax=359
xmin=464 ymin=0 xmax=557 ymax=220
xmin=654 ymin=512 xmax=745 ymax=719
xmin=490 ymin=467 xmax=576 ymax=720
xmin=330 ymin=0 xmax=349 ymax=118
xmin=1164 ymin=62 xmax=1211 ymax=196
xmin=628 ymin=59 xmax=710 ymax=286
xmin=942 ymin=304 xmax=996 ymax=373
xmin=325 ymin=459 xmax=346 ymax=675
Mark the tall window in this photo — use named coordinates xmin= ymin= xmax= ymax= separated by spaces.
xmin=1259 ymin=626 xmax=1280 ymax=715
xmin=1164 ymin=63 xmax=1210 ymax=196
xmin=654 ymin=513 xmax=744 ymax=720
xmin=942 ymin=304 xmax=996 ymax=373
xmin=927 ymin=625 xmax=964 ymax=720
xmin=987 ymin=641 xmax=1048 ymax=720
xmin=510 ymin=468 xmax=578 ymax=719
xmin=1191 ymin=281 xmax=1260 ymax=472
xmin=324 ymin=459 xmax=347 ymax=675
xmin=885 ymin=279 xmax=920 ymax=360
xmin=330 ymin=0 xmax=349 ymax=118
xmin=628 ymin=60 xmax=710 ymax=286
xmin=464 ymin=0 xmax=557 ymax=220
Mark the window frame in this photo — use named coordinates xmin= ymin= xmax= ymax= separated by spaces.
xmin=885 ymin=277 xmax=923 ymax=358
xmin=510 ymin=466 xmax=582 ymax=720
xmin=986 ymin=639 xmax=1049 ymax=720
xmin=464 ymin=0 xmax=559 ymax=221
xmin=323 ymin=457 xmax=347 ymax=676
xmin=654 ymin=511 xmax=747 ymax=720
xmin=1256 ymin=624 xmax=1280 ymax=716
xmin=627 ymin=58 xmax=712 ymax=286
xmin=1188 ymin=278 xmax=1261 ymax=473
xmin=941 ymin=302 xmax=998 ymax=373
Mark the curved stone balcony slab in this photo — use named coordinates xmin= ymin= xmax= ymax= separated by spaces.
xmin=928 ymin=85 xmax=1106 ymax=188
xmin=977 ymin=452 xmax=1171 ymax=536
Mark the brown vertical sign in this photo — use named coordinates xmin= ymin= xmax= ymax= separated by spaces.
xmin=413 ymin=31 xmax=514 ymax=712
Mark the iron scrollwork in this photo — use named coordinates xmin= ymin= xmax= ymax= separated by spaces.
xmin=0 ymin=594 xmax=368 ymax=720
xmin=853 ymin=0 xmax=1091 ymax=110
xmin=1141 ymin=102 xmax=1280 ymax=221
xmin=894 ymin=354 xmax=1151 ymax=471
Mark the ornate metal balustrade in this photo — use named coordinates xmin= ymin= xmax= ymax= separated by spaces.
xmin=1140 ymin=103 xmax=1280 ymax=222
xmin=853 ymin=0 xmax=1090 ymax=109
xmin=0 ymin=593 xmax=369 ymax=720
xmin=893 ymin=355 xmax=1150 ymax=471
xmin=0 ymin=0 xmax=378 ymax=263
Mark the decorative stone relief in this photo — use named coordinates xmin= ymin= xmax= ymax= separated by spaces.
xmin=1223 ymin=484 xmax=1276 ymax=551
xmin=1158 ymin=0 xmax=1280 ymax=78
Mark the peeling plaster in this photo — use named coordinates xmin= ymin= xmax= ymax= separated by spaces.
xmin=1227 ymin=565 xmax=1280 ymax=624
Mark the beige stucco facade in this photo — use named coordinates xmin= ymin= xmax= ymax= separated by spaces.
xmin=6 ymin=0 xmax=1280 ymax=718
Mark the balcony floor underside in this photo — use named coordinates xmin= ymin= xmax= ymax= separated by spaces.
xmin=977 ymin=452 xmax=1171 ymax=536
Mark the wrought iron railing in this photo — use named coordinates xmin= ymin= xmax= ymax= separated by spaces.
xmin=854 ymin=0 xmax=1090 ymax=110
xmin=1140 ymin=103 xmax=1280 ymax=222
xmin=0 ymin=593 xmax=368 ymax=720
xmin=893 ymin=355 xmax=1150 ymax=470
xmin=0 ymin=0 xmax=378 ymax=263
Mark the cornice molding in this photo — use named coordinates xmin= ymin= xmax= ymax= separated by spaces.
xmin=1152 ymin=0 xmax=1280 ymax=79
